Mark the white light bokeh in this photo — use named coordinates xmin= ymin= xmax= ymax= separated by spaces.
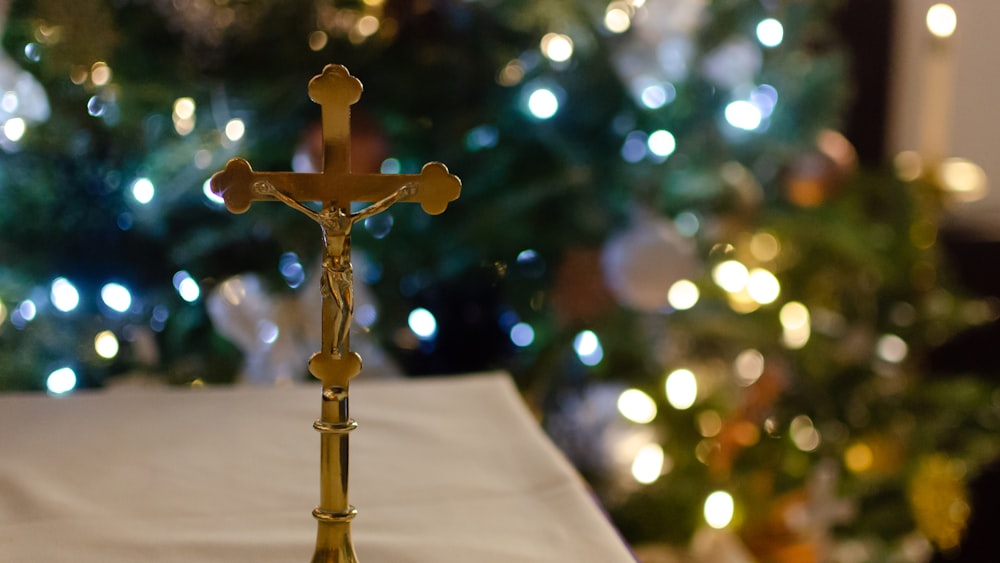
xmin=631 ymin=443 xmax=665 ymax=484
xmin=100 ymin=282 xmax=132 ymax=313
xmin=19 ymin=299 xmax=37 ymax=321
xmin=540 ymin=33 xmax=574 ymax=62
xmin=225 ymin=118 xmax=245 ymax=142
xmin=647 ymin=130 xmax=677 ymax=157
xmin=756 ymin=18 xmax=784 ymax=47
xmin=132 ymin=178 xmax=155 ymax=204
xmin=665 ymin=368 xmax=697 ymax=410
xmin=527 ymin=87 xmax=559 ymax=119
xmin=780 ymin=301 xmax=811 ymax=349
xmin=667 ymin=279 xmax=699 ymax=310
xmin=877 ymin=334 xmax=908 ymax=363
xmin=712 ymin=260 xmax=749 ymax=293
xmin=926 ymin=3 xmax=957 ymax=38
xmin=94 ymin=330 xmax=119 ymax=359
xmin=173 ymin=97 xmax=195 ymax=120
xmin=733 ymin=348 xmax=765 ymax=386
xmin=617 ymin=388 xmax=658 ymax=424
xmin=724 ymin=100 xmax=763 ymax=131
xmin=746 ymin=268 xmax=781 ymax=304
xmin=50 ymin=277 xmax=80 ymax=313
xmin=704 ymin=491 xmax=735 ymax=529
xmin=408 ymin=307 xmax=438 ymax=340
xmin=604 ymin=3 xmax=632 ymax=33
xmin=3 ymin=117 xmax=26 ymax=142
xmin=574 ymin=330 xmax=604 ymax=366
xmin=46 ymin=367 xmax=77 ymax=394
xmin=173 ymin=271 xmax=201 ymax=303
xmin=790 ymin=414 xmax=821 ymax=452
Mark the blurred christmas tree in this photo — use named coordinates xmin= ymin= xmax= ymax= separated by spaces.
xmin=2 ymin=0 xmax=998 ymax=560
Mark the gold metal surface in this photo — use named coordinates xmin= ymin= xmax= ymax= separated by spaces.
xmin=210 ymin=64 xmax=461 ymax=563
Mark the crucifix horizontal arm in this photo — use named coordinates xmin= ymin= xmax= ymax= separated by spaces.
xmin=213 ymin=158 xmax=460 ymax=215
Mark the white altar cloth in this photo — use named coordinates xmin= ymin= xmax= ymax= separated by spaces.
xmin=0 ymin=374 xmax=635 ymax=562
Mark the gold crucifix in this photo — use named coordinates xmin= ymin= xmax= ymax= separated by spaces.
xmin=210 ymin=64 xmax=461 ymax=563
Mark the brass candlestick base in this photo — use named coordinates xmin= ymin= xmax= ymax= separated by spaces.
xmin=311 ymin=374 xmax=359 ymax=563
xmin=210 ymin=65 xmax=461 ymax=562
xmin=312 ymin=520 xmax=358 ymax=563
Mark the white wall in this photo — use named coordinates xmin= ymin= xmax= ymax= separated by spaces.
xmin=889 ymin=0 xmax=1000 ymax=239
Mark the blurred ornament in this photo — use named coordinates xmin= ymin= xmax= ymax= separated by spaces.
xmin=206 ymin=274 xmax=306 ymax=385
xmin=785 ymin=459 xmax=855 ymax=561
xmin=612 ymin=0 xmax=705 ymax=99
xmin=784 ymin=151 xmax=843 ymax=207
xmin=701 ymin=38 xmax=761 ymax=90
xmin=551 ymin=247 xmax=615 ymax=323
xmin=601 ymin=212 xmax=699 ymax=312
xmin=908 ymin=454 xmax=970 ymax=552
xmin=0 ymin=1 xmax=50 ymax=132
xmin=634 ymin=0 xmax=707 ymax=39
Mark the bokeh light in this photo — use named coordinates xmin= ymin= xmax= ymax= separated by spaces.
xmin=733 ymin=348 xmax=764 ymax=386
xmin=926 ymin=4 xmax=957 ymax=38
xmin=790 ymin=415 xmax=821 ymax=451
xmin=665 ymin=368 xmax=697 ymax=410
xmin=938 ymin=158 xmax=988 ymax=202
xmin=617 ymin=388 xmax=658 ymax=424
xmin=647 ymin=129 xmax=676 ymax=158
xmin=725 ymin=101 xmax=763 ymax=131
xmin=94 ymin=330 xmax=119 ymax=359
xmin=408 ymin=307 xmax=438 ymax=340
xmin=713 ymin=260 xmax=749 ymax=293
xmin=756 ymin=18 xmax=784 ymax=47
xmin=46 ymin=367 xmax=77 ymax=394
xmin=225 ymin=118 xmax=246 ymax=142
xmin=704 ymin=491 xmax=735 ymax=529
xmin=50 ymin=277 xmax=80 ymax=313
xmin=877 ymin=334 xmax=908 ymax=363
xmin=510 ymin=322 xmax=535 ymax=347
xmin=604 ymin=3 xmax=632 ymax=33
xmin=746 ymin=268 xmax=780 ymax=304
xmin=631 ymin=443 xmax=665 ymax=484
xmin=540 ymin=33 xmax=574 ymax=62
xmin=173 ymin=270 xmax=201 ymax=303
xmin=780 ymin=301 xmax=811 ymax=349
xmin=667 ymin=279 xmax=699 ymax=310
xmin=574 ymin=330 xmax=604 ymax=366
xmin=527 ymin=87 xmax=559 ymax=119
xmin=100 ymin=282 xmax=132 ymax=313
xmin=3 ymin=117 xmax=26 ymax=142
xmin=132 ymin=178 xmax=155 ymax=204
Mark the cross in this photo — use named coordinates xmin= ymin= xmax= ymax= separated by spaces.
xmin=210 ymin=64 xmax=461 ymax=389
xmin=210 ymin=65 xmax=460 ymax=563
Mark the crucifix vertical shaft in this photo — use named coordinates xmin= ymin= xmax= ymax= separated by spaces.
xmin=210 ymin=64 xmax=461 ymax=563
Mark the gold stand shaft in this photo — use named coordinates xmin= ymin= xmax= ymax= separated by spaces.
xmin=311 ymin=384 xmax=359 ymax=563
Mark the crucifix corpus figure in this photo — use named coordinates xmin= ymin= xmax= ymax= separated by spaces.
xmin=253 ymin=180 xmax=416 ymax=360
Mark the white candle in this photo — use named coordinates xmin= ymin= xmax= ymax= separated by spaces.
xmin=919 ymin=3 xmax=958 ymax=163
